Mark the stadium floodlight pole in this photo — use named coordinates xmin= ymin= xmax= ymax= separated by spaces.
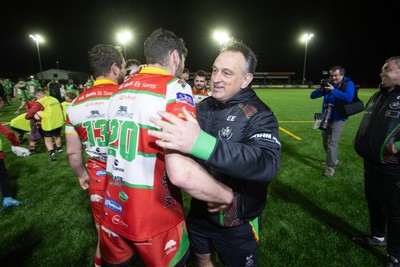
xmin=29 ymin=34 xmax=44 ymax=81
xmin=117 ymin=30 xmax=132 ymax=59
xmin=56 ymin=60 xmax=59 ymax=78
xmin=301 ymin=33 xmax=314 ymax=85
xmin=213 ymin=30 xmax=230 ymax=51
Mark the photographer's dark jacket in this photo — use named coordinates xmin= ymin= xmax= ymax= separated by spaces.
xmin=310 ymin=76 xmax=355 ymax=120
xmin=189 ymin=87 xmax=281 ymax=227
xmin=354 ymin=85 xmax=400 ymax=165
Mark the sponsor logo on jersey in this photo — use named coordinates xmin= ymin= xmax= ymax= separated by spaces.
xmin=178 ymin=79 xmax=188 ymax=88
xmin=117 ymin=93 xmax=136 ymax=101
xmin=116 ymin=106 xmax=133 ymax=118
xmin=112 ymin=215 xmax=121 ymax=224
xmin=112 ymin=166 xmax=124 ymax=172
xmin=162 ymin=172 xmax=175 ymax=207
xmin=84 ymin=109 xmax=106 ymax=120
xmin=218 ymin=126 xmax=233 ymax=140
xmin=121 ymin=80 xmax=157 ymax=90
xmin=96 ymin=170 xmax=106 ymax=176
xmin=92 ymin=155 xmax=107 ymax=161
xmin=105 ymin=198 xmax=122 ymax=214
xmin=164 ymin=239 xmax=177 ymax=255
xmin=85 ymin=101 xmax=106 ymax=108
xmin=119 ymin=191 xmax=128 ymax=202
xmin=90 ymin=110 xmax=100 ymax=116
xmin=110 ymin=215 xmax=128 ymax=229
xmin=111 ymin=175 xmax=124 ymax=183
xmin=176 ymin=92 xmax=194 ymax=106
xmin=133 ymin=80 xmax=157 ymax=89
xmin=112 ymin=159 xmax=124 ymax=172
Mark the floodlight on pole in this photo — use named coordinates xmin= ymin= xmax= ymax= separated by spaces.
xmin=213 ymin=30 xmax=230 ymax=51
xmin=117 ymin=30 xmax=132 ymax=58
xmin=29 ymin=34 xmax=44 ymax=81
xmin=301 ymin=33 xmax=313 ymax=85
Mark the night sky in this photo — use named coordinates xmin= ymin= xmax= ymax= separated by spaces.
xmin=1 ymin=0 xmax=399 ymax=86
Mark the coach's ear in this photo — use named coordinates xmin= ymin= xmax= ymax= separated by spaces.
xmin=241 ymin=73 xmax=253 ymax=89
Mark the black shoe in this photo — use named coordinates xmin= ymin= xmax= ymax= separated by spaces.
xmin=388 ymin=255 xmax=400 ymax=267
xmin=49 ymin=152 xmax=57 ymax=162
xmin=29 ymin=148 xmax=41 ymax=154
xmin=353 ymin=236 xmax=387 ymax=247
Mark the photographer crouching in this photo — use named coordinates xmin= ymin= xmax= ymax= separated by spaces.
xmin=310 ymin=65 xmax=355 ymax=178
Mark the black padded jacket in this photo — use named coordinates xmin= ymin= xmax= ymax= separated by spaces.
xmin=188 ymin=87 xmax=281 ymax=227
xmin=355 ymin=85 xmax=400 ymax=165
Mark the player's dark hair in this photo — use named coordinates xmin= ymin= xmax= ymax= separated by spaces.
xmin=144 ymin=28 xmax=188 ymax=66
xmin=88 ymin=44 xmax=124 ymax=79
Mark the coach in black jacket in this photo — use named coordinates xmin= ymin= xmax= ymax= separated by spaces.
xmin=353 ymin=56 xmax=400 ymax=267
xmin=149 ymin=41 xmax=281 ymax=267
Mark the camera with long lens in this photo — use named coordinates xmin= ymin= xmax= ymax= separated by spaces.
xmin=320 ymin=77 xmax=334 ymax=88
xmin=319 ymin=103 xmax=334 ymax=131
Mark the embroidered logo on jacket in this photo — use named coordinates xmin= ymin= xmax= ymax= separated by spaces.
xmin=385 ymin=110 xmax=400 ymax=118
xmin=389 ymin=101 xmax=400 ymax=109
xmin=239 ymin=103 xmax=257 ymax=119
xmin=218 ymin=126 xmax=233 ymax=140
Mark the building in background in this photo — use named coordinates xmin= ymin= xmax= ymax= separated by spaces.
xmin=35 ymin=69 xmax=89 ymax=84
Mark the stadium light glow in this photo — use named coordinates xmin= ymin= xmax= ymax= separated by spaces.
xmin=213 ymin=30 xmax=230 ymax=51
xmin=300 ymin=33 xmax=314 ymax=85
xmin=117 ymin=30 xmax=132 ymax=58
xmin=29 ymin=34 xmax=44 ymax=81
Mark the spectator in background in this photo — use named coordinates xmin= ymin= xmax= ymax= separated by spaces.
xmin=77 ymin=84 xmax=85 ymax=94
xmin=0 ymin=78 xmax=11 ymax=106
xmin=61 ymin=91 xmax=77 ymax=121
xmin=65 ymin=43 xmax=125 ymax=267
xmin=148 ymin=40 xmax=281 ymax=267
xmin=2 ymin=78 xmax=14 ymax=104
xmin=48 ymin=80 xmax=63 ymax=103
xmin=0 ymin=81 xmax=5 ymax=110
xmin=181 ymin=67 xmax=190 ymax=83
xmin=26 ymin=76 xmax=42 ymax=100
xmin=100 ymin=28 xmax=233 ymax=267
xmin=125 ymin=58 xmax=142 ymax=79
xmin=191 ymin=69 xmax=209 ymax=105
xmin=310 ymin=66 xmax=355 ymax=177
xmin=84 ymin=76 xmax=94 ymax=90
xmin=66 ymin=79 xmax=78 ymax=95
xmin=13 ymin=78 xmax=28 ymax=115
xmin=66 ymin=79 xmax=76 ymax=91
xmin=353 ymin=56 xmax=400 ymax=267
xmin=60 ymin=83 xmax=66 ymax=99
